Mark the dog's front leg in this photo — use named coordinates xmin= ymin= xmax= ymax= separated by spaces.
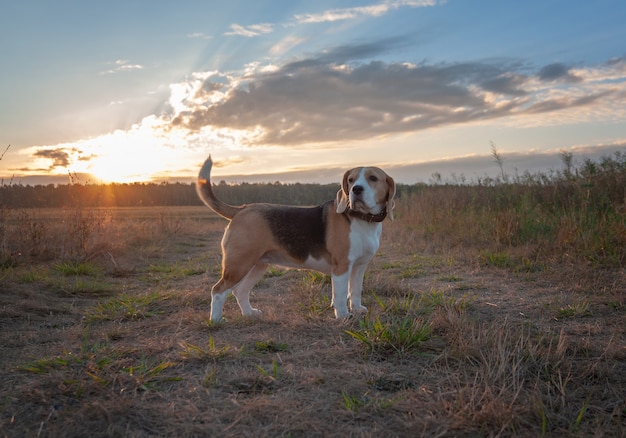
xmin=348 ymin=262 xmax=369 ymax=314
xmin=331 ymin=271 xmax=350 ymax=319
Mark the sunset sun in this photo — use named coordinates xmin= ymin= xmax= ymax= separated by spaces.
xmin=88 ymin=155 xmax=155 ymax=183
xmin=73 ymin=126 xmax=189 ymax=183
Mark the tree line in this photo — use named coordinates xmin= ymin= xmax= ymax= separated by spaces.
xmin=0 ymin=181 xmax=379 ymax=208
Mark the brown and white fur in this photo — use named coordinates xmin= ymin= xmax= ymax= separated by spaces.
xmin=196 ymin=156 xmax=395 ymax=322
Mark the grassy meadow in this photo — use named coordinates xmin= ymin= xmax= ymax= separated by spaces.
xmin=0 ymin=153 xmax=625 ymax=437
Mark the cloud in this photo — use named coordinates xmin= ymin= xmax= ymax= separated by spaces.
xmin=480 ymin=72 xmax=528 ymax=96
xmin=33 ymin=148 xmax=72 ymax=169
xmin=32 ymin=147 xmax=95 ymax=170
xmin=225 ymin=0 xmax=442 ymax=39
xmin=294 ymin=5 xmax=387 ymax=23
xmin=187 ymin=32 xmax=212 ymax=40
xmin=100 ymin=59 xmax=144 ymax=75
xmin=282 ymin=37 xmax=408 ymax=70
xmin=212 ymin=156 xmax=247 ymax=168
xmin=524 ymin=90 xmax=612 ymax=114
xmin=537 ymin=62 xmax=582 ymax=83
xmin=225 ymin=23 xmax=273 ymax=37
xmin=167 ymin=46 xmax=625 ymax=147
xmin=293 ymin=0 xmax=440 ymax=24
xmin=202 ymin=142 xmax=626 ymax=185
xmin=389 ymin=142 xmax=626 ymax=184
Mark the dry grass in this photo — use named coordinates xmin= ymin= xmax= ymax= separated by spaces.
xmin=1 ymin=200 xmax=625 ymax=437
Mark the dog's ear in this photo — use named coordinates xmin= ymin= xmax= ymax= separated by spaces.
xmin=336 ymin=170 xmax=351 ymax=213
xmin=386 ymin=174 xmax=396 ymax=221
xmin=336 ymin=189 xmax=349 ymax=214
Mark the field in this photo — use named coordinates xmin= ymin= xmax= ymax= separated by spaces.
xmin=1 ymin=173 xmax=625 ymax=437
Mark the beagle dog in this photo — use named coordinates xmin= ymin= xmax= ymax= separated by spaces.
xmin=196 ymin=156 xmax=395 ymax=322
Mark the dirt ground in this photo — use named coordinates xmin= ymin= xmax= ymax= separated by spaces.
xmin=1 ymin=214 xmax=625 ymax=437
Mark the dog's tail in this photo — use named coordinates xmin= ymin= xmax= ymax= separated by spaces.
xmin=196 ymin=156 xmax=242 ymax=220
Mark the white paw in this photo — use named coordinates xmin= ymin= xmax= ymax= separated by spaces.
xmin=334 ymin=308 xmax=352 ymax=320
xmin=352 ymin=305 xmax=368 ymax=314
xmin=246 ymin=308 xmax=263 ymax=318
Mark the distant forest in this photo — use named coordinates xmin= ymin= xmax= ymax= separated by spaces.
xmin=0 ymin=181 xmax=416 ymax=208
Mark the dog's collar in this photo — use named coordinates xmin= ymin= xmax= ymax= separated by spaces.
xmin=346 ymin=207 xmax=387 ymax=223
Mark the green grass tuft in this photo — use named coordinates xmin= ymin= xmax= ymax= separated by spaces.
xmin=86 ymin=291 xmax=166 ymax=322
xmin=346 ymin=315 xmax=431 ymax=359
xmin=54 ymin=261 xmax=102 ymax=276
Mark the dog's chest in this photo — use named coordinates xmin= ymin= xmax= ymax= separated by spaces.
xmin=348 ymin=220 xmax=381 ymax=262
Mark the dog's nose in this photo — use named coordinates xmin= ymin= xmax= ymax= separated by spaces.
xmin=352 ymin=185 xmax=364 ymax=195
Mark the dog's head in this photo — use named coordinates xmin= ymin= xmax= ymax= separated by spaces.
xmin=336 ymin=166 xmax=396 ymax=221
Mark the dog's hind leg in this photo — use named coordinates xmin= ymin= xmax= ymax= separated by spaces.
xmin=232 ymin=263 xmax=267 ymax=317
xmin=210 ymin=279 xmax=233 ymax=322
xmin=210 ymin=263 xmax=253 ymax=322
xmin=209 ymin=262 xmax=267 ymax=322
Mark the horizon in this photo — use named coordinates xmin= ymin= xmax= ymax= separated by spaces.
xmin=1 ymin=1 xmax=625 ymax=184
xmin=4 ymin=143 xmax=623 ymax=187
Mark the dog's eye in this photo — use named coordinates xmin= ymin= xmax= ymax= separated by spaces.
xmin=348 ymin=177 xmax=355 ymax=184
xmin=369 ymin=175 xmax=378 ymax=182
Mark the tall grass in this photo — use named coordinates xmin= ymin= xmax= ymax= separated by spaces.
xmin=393 ymin=151 xmax=626 ymax=268
xmin=1 ymin=151 xmax=624 ymax=269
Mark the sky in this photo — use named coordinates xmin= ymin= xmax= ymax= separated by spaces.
xmin=1 ymin=0 xmax=625 ymax=185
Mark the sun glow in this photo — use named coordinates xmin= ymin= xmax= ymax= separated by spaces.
xmin=26 ymin=115 xmax=270 ymax=184
xmin=65 ymin=118 xmax=195 ymax=184
xmin=87 ymin=149 xmax=163 ymax=183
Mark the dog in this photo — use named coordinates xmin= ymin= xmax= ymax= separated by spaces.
xmin=196 ymin=156 xmax=395 ymax=322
